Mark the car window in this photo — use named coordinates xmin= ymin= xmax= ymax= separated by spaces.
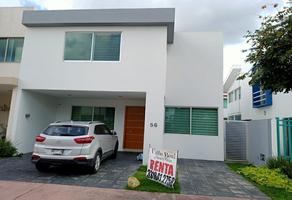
xmin=94 ymin=125 xmax=105 ymax=135
xmin=94 ymin=125 xmax=112 ymax=135
xmin=43 ymin=125 xmax=88 ymax=136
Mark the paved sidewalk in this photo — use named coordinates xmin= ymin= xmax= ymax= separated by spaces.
xmin=0 ymin=180 xmax=251 ymax=200
xmin=178 ymin=159 xmax=268 ymax=199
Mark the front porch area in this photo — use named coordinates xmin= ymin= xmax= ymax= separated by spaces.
xmin=8 ymin=89 xmax=146 ymax=154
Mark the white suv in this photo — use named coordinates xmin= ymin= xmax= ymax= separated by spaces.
xmin=31 ymin=121 xmax=119 ymax=173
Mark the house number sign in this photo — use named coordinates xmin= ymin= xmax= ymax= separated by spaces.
xmin=150 ymin=123 xmax=158 ymax=127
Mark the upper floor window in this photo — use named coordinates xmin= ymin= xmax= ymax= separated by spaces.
xmin=64 ymin=32 xmax=121 ymax=61
xmin=252 ymin=83 xmax=272 ymax=108
xmin=0 ymin=38 xmax=24 ymax=63
xmin=228 ymin=91 xmax=233 ymax=103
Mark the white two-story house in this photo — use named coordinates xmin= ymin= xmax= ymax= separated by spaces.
xmin=6 ymin=8 xmax=224 ymax=163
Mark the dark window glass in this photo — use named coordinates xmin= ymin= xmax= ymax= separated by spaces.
xmin=6 ymin=38 xmax=24 ymax=62
xmin=64 ymin=32 xmax=92 ymax=60
xmin=0 ymin=38 xmax=7 ymax=62
xmin=71 ymin=106 xmax=93 ymax=121
xmin=43 ymin=125 xmax=88 ymax=136
xmin=93 ymin=33 xmax=121 ymax=61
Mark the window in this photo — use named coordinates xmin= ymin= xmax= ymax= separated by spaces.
xmin=223 ymin=98 xmax=228 ymax=108
xmin=164 ymin=107 xmax=190 ymax=134
xmin=94 ymin=125 xmax=111 ymax=135
xmin=71 ymin=106 xmax=115 ymax=129
xmin=228 ymin=91 xmax=233 ymax=103
xmin=43 ymin=125 xmax=88 ymax=136
xmin=252 ymin=83 xmax=272 ymax=108
xmin=0 ymin=38 xmax=24 ymax=62
xmin=238 ymin=87 xmax=241 ymax=100
xmin=64 ymin=33 xmax=92 ymax=60
xmin=228 ymin=114 xmax=241 ymax=121
xmin=64 ymin=32 xmax=121 ymax=61
xmin=164 ymin=107 xmax=218 ymax=136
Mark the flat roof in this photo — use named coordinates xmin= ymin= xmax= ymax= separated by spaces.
xmin=22 ymin=8 xmax=175 ymax=43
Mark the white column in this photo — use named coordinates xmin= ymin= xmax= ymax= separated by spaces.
xmin=142 ymin=91 xmax=165 ymax=164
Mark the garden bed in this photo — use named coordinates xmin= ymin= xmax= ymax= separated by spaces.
xmin=126 ymin=165 xmax=180 ymax=193
xmin=226 ymin=162 xmax=292 ymax=200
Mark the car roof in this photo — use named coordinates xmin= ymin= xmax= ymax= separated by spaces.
xmin=49 ymin=121 xmax=104 ymax=126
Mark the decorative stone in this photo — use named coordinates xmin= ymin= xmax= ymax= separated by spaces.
xmin=127 ymin=176 xmax=140 ymax=188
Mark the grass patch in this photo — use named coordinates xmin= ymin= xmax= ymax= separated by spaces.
xmin=226 ymin=162 xmax=292 ymax=200
xmin=126 ymin=165 xmax=180 ymax=193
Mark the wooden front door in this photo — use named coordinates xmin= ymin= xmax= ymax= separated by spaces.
xmin=123 ymin=106 xmax=145 ymax=150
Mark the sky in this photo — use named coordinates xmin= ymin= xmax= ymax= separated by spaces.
xmin=0 ymin=0 xmax=287 ymax=80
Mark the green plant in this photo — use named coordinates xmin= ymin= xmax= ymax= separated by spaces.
xmin=239 ymin=166 xmax=292 ymax=191
xmin=0 ymin=139 xmax=17 ymax=157
xmin=267 ymin=157 xmax=292 ymax=179
xmin=227 ymin=163 xmax=292 ymax=200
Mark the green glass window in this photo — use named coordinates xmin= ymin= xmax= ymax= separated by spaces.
xmin=93 ymin=33 xmax=121 ymax=61
xmin=71 ymin=106 xmax=115 ymax=129
xmin=164 ymin=107 xmax=190 ymax=134
xmin=191 ymin=108 xmax=218 ymax=136
xmin=6 ymin=38 xmax=24 ymax=62
xmin=71 ymin=106 xmax=93 ymax=121
xmin=64 ymin=32 xmax=92 ymax=60
xmin=93 ymin=107 xmax=115 ymax=130
xmin=0 ymin=38 xmax=24 ymax=62
xmin=0 ymin=38 xmax=7 ymax=62
xmin=64 ymin=32 xmax=121 ymax=61
xmin=223 ymin=98 xmax=228 ymax=108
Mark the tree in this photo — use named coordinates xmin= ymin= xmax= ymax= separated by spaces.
xmin=239 ymin=4 xmax=292 ymax=93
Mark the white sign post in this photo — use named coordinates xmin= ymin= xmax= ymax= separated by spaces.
xmin=146 ymin=147 xmax=178 ymax=188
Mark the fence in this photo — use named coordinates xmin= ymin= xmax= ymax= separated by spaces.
xmin=225 ymin=119 xmax=272 ymax=165
xmin=276 ymin=117 xmax=292 ymax=159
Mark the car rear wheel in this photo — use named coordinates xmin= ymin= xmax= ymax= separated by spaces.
xmin=89 ymin=153 xmax=101 ymax=174
xmin=35 ymin=162 xmax=50 ymax=172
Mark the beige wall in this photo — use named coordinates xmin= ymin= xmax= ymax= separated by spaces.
xmin=0 ymin=7 xmax=30 ymax=37
xmin=0 ymin=7 xmax=31 ymax=79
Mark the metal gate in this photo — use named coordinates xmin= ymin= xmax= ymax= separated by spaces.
xmin=276 ymin=117 xmax=292 ymax=159
xmin=225 ymin=121 xmax=247 ymax=161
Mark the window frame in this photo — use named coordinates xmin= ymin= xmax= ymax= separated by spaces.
xmin=0 ymin=37 xmax=24 ymax=63
xmin=164 ymin=106 xmax=218 ymax=136
xmin=63 ymin=31 xmax=122 ymax=62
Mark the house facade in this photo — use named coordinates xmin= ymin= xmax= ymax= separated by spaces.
xmin=5 ymin=8 xmax=224 ymax=163
xmin=224 ymin=68 xmax=292 ymax=156
xmin=0 ymin=7 xmax=31 ymax=139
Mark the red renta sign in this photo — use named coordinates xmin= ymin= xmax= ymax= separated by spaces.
xmin=146 ymin=147 xmax=178 ymax=188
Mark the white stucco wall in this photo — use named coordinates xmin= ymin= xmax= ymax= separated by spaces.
xmin=164 ymin=32 xmax=224 ymax=161
xmin=9 ymin=90 xmax=57 ymax=152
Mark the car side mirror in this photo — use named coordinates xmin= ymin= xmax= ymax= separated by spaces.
xmin=111 ymin=131 xmax=117 ymax=135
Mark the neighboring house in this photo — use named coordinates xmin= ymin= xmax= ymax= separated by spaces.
xmin=0 ymin=7 xmax=31 ymax=138
xmin=224 ymin=68 xmax=292 ymax=157
xmin=5 ymin=8 xmax=224 ymax=163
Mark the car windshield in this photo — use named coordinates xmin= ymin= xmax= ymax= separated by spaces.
xmin=43 ymin=125 xmax=88 ymax=136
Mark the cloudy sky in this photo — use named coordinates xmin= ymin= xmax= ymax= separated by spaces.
xmin=0 ymin=0 xmax=287 ymax=80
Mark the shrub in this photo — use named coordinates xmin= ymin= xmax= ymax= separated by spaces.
xmin=267 ymin=157 xmax=292 ymax=179
xmin=0 ymin=139 xmax=17 ymax=157
xmin=240 ymin=166 xmax=292 ymax=191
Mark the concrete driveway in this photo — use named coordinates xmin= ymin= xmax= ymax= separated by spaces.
xmin=0 ymin=152 xmax=140 ymax=189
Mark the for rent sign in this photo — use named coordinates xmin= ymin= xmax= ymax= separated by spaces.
xmin=146 ymin=147 xmax=178 ymax=188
